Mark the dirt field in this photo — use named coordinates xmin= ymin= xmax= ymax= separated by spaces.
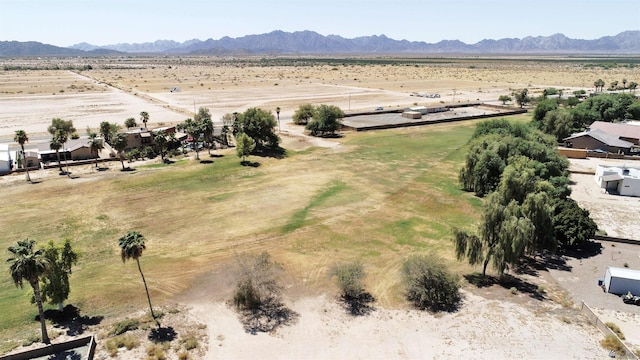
xmin=2 ymin=57 xmax=639 ymax=359
xmin=1 ymin=57 xmax=636 ymax=139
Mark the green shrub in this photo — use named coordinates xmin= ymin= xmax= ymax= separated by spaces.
xmin=109 ymin=318 xmax=139 ymax=336
xmin=329 ymin=261 xmax=366 ymax=299
xmin=401 ymin=254 xmax=460 ymax=312
xmin=22 ymin=333 xmax=40 ymax=347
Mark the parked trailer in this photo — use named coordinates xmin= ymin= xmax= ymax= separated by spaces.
xmin=604 ymin=267 xmax=640 ymax=295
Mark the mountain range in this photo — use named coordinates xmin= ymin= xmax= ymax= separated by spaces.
xmin=1 ymin=30 xmax=639 ymax=56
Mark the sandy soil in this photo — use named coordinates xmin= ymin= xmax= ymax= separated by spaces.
xmin=184 ymin=291 xmax=604 ymax=360
xmin=568 ymin=158 xmax=640 ymax=239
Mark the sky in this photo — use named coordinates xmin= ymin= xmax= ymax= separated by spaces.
xmin=1 ymin=0 xmax=638 ymax=47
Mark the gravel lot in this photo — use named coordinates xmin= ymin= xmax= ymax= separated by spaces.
xmin=546 ymin=157 xmax=640 ymax=352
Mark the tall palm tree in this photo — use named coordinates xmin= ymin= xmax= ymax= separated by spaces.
xmin=118 ymin=231 xmax=159 ymax=326
xmin=153 ymin=131 xmax=168 ymax=161
xmin=49 ymin=135 xmax=63 ymax=172
xmin=140 ymin=111 xmax=149 ymax=130
xmin=7 ymin=239 xmax=50 ymax=344
xmin=112 ymin=133 xmax=128 ymax=170
xmin=14 ymin=130 xmax=31 ymax=182
xmin=87 ymin=133 xmax=104 ymax=168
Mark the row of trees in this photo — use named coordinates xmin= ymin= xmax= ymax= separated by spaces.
xmin=594 ymin=78 xmax=638 ymax=93
xmin=6 ymin=230 xmax=160 ymax=345
xmin=456 ymin=119 xmax=597 ymax=276
xmin=532 ymin=93 xmax=640 ymax=141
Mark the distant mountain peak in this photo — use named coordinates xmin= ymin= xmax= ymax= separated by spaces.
xmin=3 ymin=30 xmax=639 ymax=56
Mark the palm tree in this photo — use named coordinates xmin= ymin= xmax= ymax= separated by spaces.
xmin=178 ymin=118 xmax=202 ymax=160
xmin=622 ymin=78 xmax=627 ymax=92
xmin=87 ymin=133 xmax=104 ymax=168
xmin=14 ymin=130 xmax=31 ymax=182
xmin=48 ymin=119 xmax=76 ymax=175
xmin=112 ymin=133 xmax=128 ymax=170
xmin=118 ymin=231 xmax=159 ymax=326
xmin=7 ymin=239 xmax=50 ymax=344
xmin=140 ymin=111 xmax=149 ymax=130
xmin=153 ymin=131 xmax=168 ymax=162
xmin=49 ymin=135 xmax=63 ymax=172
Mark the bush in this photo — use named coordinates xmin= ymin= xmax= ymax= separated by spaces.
xmin=109 ymin=318 xmax=139 ymax=336
xmin=181 ymin=332 xmax=199 ymax=350
xmin=605 ymin=322 xmax=625 ymax=340
xmin=232 ymin=252 xmax=283 ymax=310
xmin=146 ymin=343 xmax=167 ymax=360
xmin=601 ymin=335 xmax=625 ymax=353
xmin=329 ymin=261 xmax=365 ymax=299
xmin=105 ymin=334 xmax=140 ymax=357
xmin=401 ymin=254 xmax=460 ymax=312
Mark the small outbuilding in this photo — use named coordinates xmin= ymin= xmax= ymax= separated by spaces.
xmin=604 ymin=267 xmax=640 ymax=295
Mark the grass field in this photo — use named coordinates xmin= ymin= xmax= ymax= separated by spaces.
xmin=0 ymin=115 xmax=530 ymax=350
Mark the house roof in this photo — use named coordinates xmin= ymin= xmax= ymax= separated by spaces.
xmin=589 ymin=121 xmax=640 ymax=141
xmin=564 ymin=129 xmax=634 ymax=148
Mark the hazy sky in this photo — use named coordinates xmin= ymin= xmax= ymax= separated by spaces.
xmin=1 ymin=0 xmax=638 ymax=47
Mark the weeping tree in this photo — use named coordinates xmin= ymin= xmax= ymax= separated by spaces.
xmin=454 ymin=193 xmax=535 ymax=276
xmin=118 ymin=231 xmax=159 ymax=326
xmin=7 ymin=239 xmax=50 ymax=344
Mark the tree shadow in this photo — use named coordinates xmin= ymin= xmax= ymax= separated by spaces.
xmin=561 ymin=240 xmax=603 ymax=260
xmin=464 ymin=273 xmax=495 ymax=288
xmin=253 ymin=146 xmax=287 ymax=159
xmin=237 ymin=298 xmax=299 ymax=335
xmin=240 ymin=160 xmax=260 ymax=167
xmin=338 ymin=292 xmax=375 ymax=316
xmin=465 ymin=272 xmax=546 ymax=301
xmin=41 ymin=305 xmax=104 ymax=336
xmin=121 ymin=167 xmax=136 ymax=172
xmin=148 ymin=326 xmax=177 ymax=343
xmin=209 ymin=154 xmax=224 ymax=158
xmin=96 ymin=167 xmax=109 ymax=172
xmin=199 ymin=159 xmax=214 ymax=164
xmin=163 ymin=159 xmax=175 ymax=164
xmin=497 ymin=274 xmax=546 ymax=301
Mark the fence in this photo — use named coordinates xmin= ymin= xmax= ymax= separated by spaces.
xmin=580 ymin=302 xmax=639 ymax=359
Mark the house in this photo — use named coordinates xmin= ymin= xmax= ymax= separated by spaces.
xmin=0 ymin=143 xmax=12 ymax=174
xmin=587 ymin=121 xmax=640 ymax=146
xmin=604 ymin=267 xmax=640 ymax=295
xmin=13 ymin=150 xmax=39 ymax=169
xmin=563 ymin=129 xmax=633 ymax=154
xmin=595 ymin=165 xmax=640 ymax=196
xmin=38 ymin=138 xmax=102 ymax=163
xmin=123 ymin=129 xmax=154 ymax=152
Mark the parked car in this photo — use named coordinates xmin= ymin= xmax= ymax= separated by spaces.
xmin=375 ymin=107 xmax=383 ymax=111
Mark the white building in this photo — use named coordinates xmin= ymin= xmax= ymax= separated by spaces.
xmin=0 ymin=143 xmax=12 ymax=174
xmin=595 ymin=165 xmax=640 ymax=197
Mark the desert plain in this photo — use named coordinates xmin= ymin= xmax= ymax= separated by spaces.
xmin=1 ymin=56 xmax=639 ymax=359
